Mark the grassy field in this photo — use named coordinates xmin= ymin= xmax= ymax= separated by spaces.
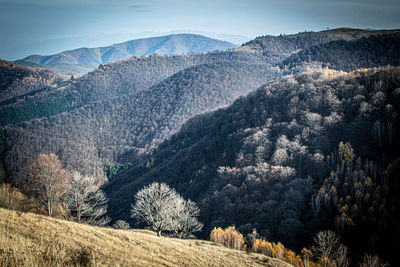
xmin=0 ymin=208 xmax=291 ymax=267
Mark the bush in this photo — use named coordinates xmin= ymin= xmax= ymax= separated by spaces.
xmin=113 ymin=220 xmax=130 ymax=230
xmin=0 ymin=184 xmax=26 ymax=211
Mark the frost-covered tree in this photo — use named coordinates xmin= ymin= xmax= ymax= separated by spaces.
xmin=66 ymin=172 xmax=110 ymax=226
xmin=170 ymin=198 xmax=203 ymax=238
xmin=131 ymin=182 xmax=202 ymax=237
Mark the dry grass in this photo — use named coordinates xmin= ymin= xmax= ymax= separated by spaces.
xmin=0 ymin=208 xmax=291 ymax=267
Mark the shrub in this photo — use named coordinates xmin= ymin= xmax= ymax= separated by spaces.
xmin=113 ymin=220 xmax=130 ymax=230
xmin=0 ymin=183 xmax=26 ymax=211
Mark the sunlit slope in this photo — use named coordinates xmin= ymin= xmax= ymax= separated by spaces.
xmin=0 ymin=208 xmax=290 ymax=267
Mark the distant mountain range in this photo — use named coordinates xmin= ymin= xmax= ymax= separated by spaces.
xmin=16 ymin=34 xmax=237 ymax=74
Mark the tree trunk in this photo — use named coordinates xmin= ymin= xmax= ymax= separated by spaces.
xmin=47 ymin=199 xmax=52 ymax=216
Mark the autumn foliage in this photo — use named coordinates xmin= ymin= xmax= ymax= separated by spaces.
xmin=211 ymin=226 xmax=323 ymax=267
xmin=252 ymin=238 xmax=313 ymax=267
xmin=25 ymin=153 xmax=71 ymax=216
xmin=210 ymin=227 xmax=246 ymax=251
xmin=0 ymin=183 xmax=26 ymax=211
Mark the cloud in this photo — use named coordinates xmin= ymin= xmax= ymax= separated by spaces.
xmin=128 ymin=4 xmax=154 ymax=12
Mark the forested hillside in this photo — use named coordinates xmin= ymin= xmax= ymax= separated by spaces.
xmin=105 ymin=67 xmax=400 ymax=265
xmin=1 ymin=52 xmax=267 ymax=126
xmin=2 ymin=29 xmax=400 ymax=191
xmin=2 ymin=48 xmax=277 ymax=185
xmin=282 ymin=34 xmax=400 ymax=71
xmin=0 ymin=60 xmax=67 ymax=103
xmin=17 ymin=34 xmax=237 ymax=74
xmin=3 ymin=59 xmax=279 ymax=184
xmin=236 ymin=28 xmax=400 ymax=61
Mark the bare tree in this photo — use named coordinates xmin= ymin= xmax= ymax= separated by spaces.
xmin=170 ymin=198 xmax=203 ymax=238
xmin=26 ymin=153 xmax=71 ymax=216
xmin=66 ymin=172 xmax=110 ymax=226
xmin=312 ymin=230 xmax=349 ymax=267
xmin=311 ymin=193 xmax=321 ymax=218
xmin=336 ymin=244 xmax=350 ymax=267
xmin=131 ymin=182 xmax=178 ymax=236
xmin=359 ymin=254 xmax=388 ymax=267
xmin=131 ymin=182 xmax=202 ymax=237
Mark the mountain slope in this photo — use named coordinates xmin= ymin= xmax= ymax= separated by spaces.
xmin=17 ymin=34 xmax=237 ymax=74
xmin=281 ymin=33 xmax=400 ymax=71
xmin=3 ymin=29 xmax=400 ymax=187
xmin=1 ymin=51 xmax=267 ymax=127
xmin=237 ymin=28 xmax=400 ymax=63
xmin=104 ymin=67 xmax=400 ymax=264
xmin=3 ymin=60 xmax=279 ymax=183
xmin=0 ymin=60 xmax=68 ymax=103
xmin=0 ymin=208 xmax=289 ymax=267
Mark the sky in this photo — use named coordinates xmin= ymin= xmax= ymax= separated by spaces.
xmin=1 ymin=0 xmax=400 ymax=60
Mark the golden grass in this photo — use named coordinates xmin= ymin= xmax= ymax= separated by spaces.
xmin=0 ymin=208 xmax=291 ymax=267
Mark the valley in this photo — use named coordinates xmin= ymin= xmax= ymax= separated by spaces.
xmin=1 ymin=27 xmax=399 ymax=266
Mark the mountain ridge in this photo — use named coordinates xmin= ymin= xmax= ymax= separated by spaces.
xmin=17 ymin=34 xmax=237 ymax=74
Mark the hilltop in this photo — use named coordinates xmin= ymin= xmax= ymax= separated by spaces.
xmin=281 ymin=33 xmax=400 ymax=71
xmin=0 ymin=208 xmax=289 ymax=267
xmin=17 ymin=34 xmax=237 ymax=74
xmin=236 ymin=27 xmax=400 ymax=61
xmin=0 ymin=60 xmax=68 ymax=103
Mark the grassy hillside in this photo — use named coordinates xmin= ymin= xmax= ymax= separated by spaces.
xmin=0 ymin=208 xmax=289 ymax=267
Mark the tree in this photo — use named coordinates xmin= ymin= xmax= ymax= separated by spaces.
xmin=26 ymin=153 xmax=71 ymax=216
xmin=65 ymin=172 xmax=110 ymax=226
xmin=210 ymin=226 xmax=246 ymax=251
xmin=359 ymin=254 xmax=388 ymax=267
xmin=130 ymin=182 xmax=202 ymax=237
xmin=338 ymin=142 xmax=355 ymax=166
xmin=0 ymin=183 xmax=26 ymax=211
xmin=312 ymin=230 xmax=349 ymax=267
xmin=170 ymin=198 xmax=203 ymax=238
xmin=301 ymin=248 xmax=313 ymax=267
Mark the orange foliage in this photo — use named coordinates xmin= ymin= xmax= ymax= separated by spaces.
xmin=251 ymin=238 xmax=321 ymax=267
xmin=210 ymin=226 xmax=246 ymax=251
xmin=26 ymin=153 xmax=71 ymax=216
xmin=252 ymin=239 xmax=273 ymax=256
xmin=0 ymin=183 xmax=26 ymax=211
xmin=301 ymin=247 xmax=313 ymax=267
xmin=319 ymin=257 xmax=337 ymax=267
xmin=211 ymin=227 xmax=321 ymax=266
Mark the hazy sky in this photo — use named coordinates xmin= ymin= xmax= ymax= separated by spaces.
xmin=1 ymin=0 xmax=400 ymax=60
